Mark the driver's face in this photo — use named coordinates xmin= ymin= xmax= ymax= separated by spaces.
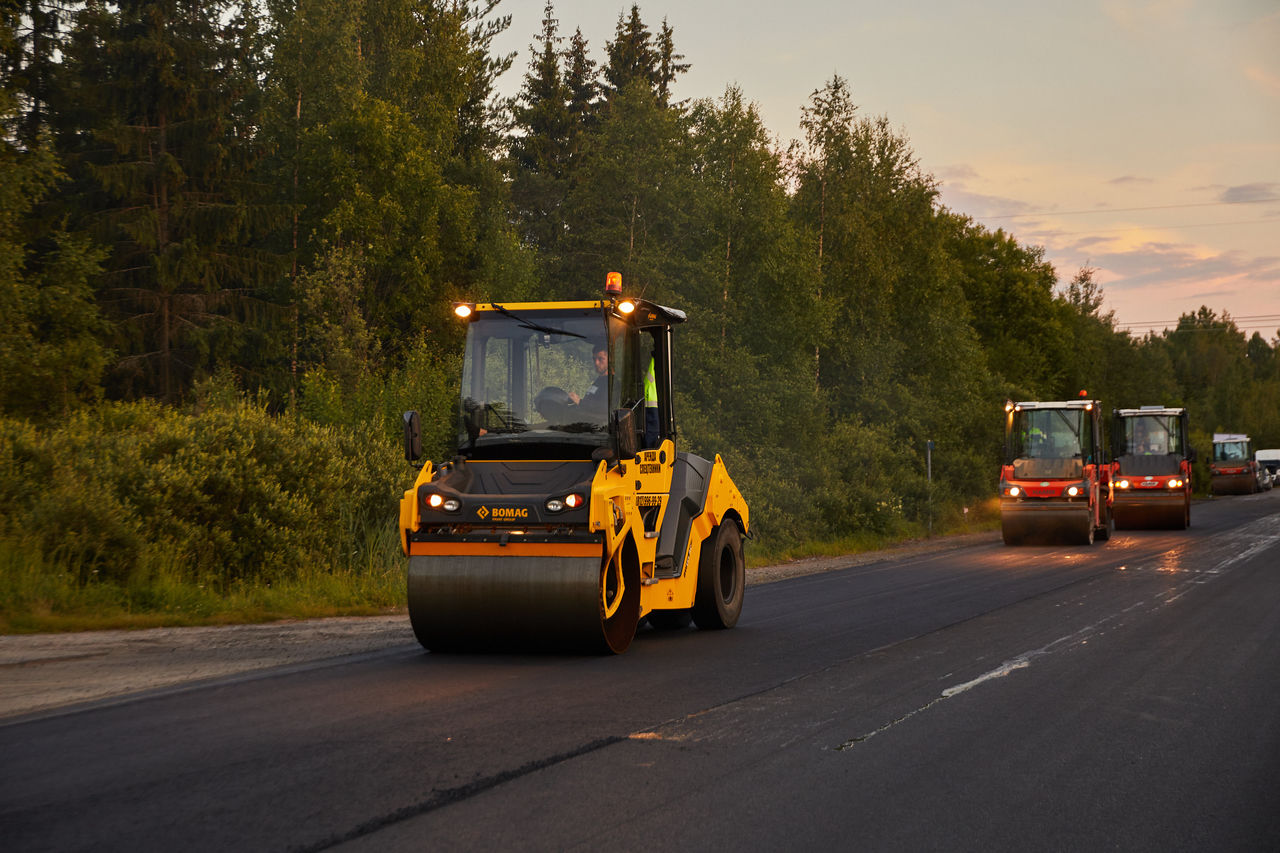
xmin=594 ymin=350 xmax=608 ymax=374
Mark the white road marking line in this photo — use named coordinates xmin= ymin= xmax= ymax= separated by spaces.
xmin=834 ymin=508 xmax=1280 ymax=751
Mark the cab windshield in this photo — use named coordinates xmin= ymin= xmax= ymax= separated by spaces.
xmin=1008 ymin=408 xmax=1089 ymax=478
xmin=1119 ymin=415 xmax=1183 ymax=457
xmin=458 ymin=307 xmax=616 ymax=457
xmin=1213 ymin=441 xmax=1249 ymax=462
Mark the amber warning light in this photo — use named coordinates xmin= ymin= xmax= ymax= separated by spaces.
xmin=605 ymin=271 xmax=623 ymax=295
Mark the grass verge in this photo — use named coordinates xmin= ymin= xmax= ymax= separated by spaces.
xmin=2 ymin=501 xmax=1003 ymax=635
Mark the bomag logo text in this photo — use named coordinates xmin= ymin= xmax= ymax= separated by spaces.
xmin=480 ymin=506 xmax=529 ymax=520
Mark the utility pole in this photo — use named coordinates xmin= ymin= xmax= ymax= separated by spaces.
xmin=926 ymin=440 xmax=935 ymax=537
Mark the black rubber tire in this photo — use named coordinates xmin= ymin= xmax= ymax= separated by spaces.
xmin=598 ymin=551 xmax=641 ymax=654
xmin=693 ymin=523 xmax=745 ymax=630
xmin=646 ymin=609 xmax=693 ymax=630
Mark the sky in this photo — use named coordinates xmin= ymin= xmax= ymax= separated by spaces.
xmin=490 ymin=0 xmax=1280 ymax=339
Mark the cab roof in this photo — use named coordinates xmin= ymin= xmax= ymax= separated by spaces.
xmin=1011 ymin=400 xmax=1100 ymax=410
xmin=472 ymin=299 xmax=687 ymax=327
xmin=1115 ymin=406 xmax=1186 ymax=417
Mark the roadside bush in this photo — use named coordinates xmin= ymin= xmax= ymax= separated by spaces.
xmin=0 ymin=396 xmax=406 ymax=614
xmin=298 ymin=337 xmax=459 ymax=461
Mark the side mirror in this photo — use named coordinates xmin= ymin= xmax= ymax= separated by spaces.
xmin=611 ymin=407 xmax=639 ymax=459
xmin=403 ymin=411 xmax=422 ymax=462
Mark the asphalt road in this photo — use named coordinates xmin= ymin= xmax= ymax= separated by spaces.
xmin=4 ymin=491 xmax=1279 ymax=852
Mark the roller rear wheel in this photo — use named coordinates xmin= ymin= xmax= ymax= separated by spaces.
xmin=693 ymin=523 xmax=745 ymax=630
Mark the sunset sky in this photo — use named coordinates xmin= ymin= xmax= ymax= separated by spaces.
xmin=493 ymin=0 xmax=1280 ymax=339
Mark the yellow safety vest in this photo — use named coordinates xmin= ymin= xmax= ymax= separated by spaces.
xmin=644 ymin=358 xmax=657 ymax=409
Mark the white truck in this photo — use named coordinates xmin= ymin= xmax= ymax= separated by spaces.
xmin=1256 ymin=448 xmax=1280 ymax=490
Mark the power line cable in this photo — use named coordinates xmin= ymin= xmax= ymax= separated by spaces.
xmin=1125 ymin=313 xmax=1280 ymax=325
xmin=984 ymin=198 xmax=1278 ymax=220
xmin=1026 ymin=218 xmax=1276 ymax=237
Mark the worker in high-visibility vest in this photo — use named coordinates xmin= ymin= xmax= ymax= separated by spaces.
xmin=643 ymin=356 xmax=660 ymax=448
xmin=1023 ymin=425 xmax=1046 ymax=456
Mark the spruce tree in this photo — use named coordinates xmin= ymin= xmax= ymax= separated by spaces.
xmin=1 ymin=15 xmax=110 ymax=418
xmin=654 ymin=18 xmax=687 ymax=108
xmin=57 ymin=0 xmax=282 ymax=402
xmin=563 ymin=27 xmax=598 ymax=158
xmin=602 ymin=5 xmax=657 ymax=102
xmin=509 ymin=2 xmax=571 ymax=254
xmin=2 ymin=0 xmax=67 ymax=146
xmin=564 ymin=28 xmax=597 ymax=119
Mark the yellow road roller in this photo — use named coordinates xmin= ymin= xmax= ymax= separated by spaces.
xmin=398 ymin=274 xmax=750 ymax=653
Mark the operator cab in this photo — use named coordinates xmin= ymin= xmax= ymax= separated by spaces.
xmin=407 ymin=295 xmax=685 ymax=463
xmin=1004 ymin=399 xmax=1102 ymax=479
xmin=1111 ymin=406 xmax=1192 ymax=476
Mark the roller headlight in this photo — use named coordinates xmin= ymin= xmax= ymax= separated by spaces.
xmin=1067 ymin=485 xmax=1080 ymax=497
xmin=424 ymin=492 xmax=460 ymax=513
xmin=546 ymin=493 xmax=585 ymax=513
xmin=1117 ymin=479 xmax=1130 ymax=489
xmin=1167 ymin=478 xmax=1183 ymax=489
xmin=1007 ymin=485 xmax=1021 ymax=497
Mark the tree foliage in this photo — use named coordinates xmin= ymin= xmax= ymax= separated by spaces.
xmin=1 ymin=0 xmax=1277 ymax=603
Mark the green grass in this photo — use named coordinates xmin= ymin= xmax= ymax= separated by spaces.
xmin=1 ymin=494 xmax=1003 ymax=635
xmin=0 ymin=528 xmax=407 ymax=634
